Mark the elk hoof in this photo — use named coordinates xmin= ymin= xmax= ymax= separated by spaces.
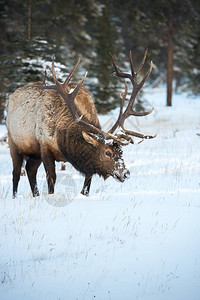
xmin=33 ymin=187 xmax=40 ymax=197
xmin=20 ymin=169 xmax=26 ymax=176
xmin=81 ymin=189 xmax=89 ymax=196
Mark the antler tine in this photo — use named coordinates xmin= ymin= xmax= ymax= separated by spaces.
xmin=68 ymin=71 xmax=88 ymax=101
xmin=52 ymin=56 xmax=61 ymax=87
xmin=129 ymin=106 xmax=154 ymax=117
xmin=129 ymin=50 xmax=135 ymax=81
xmin=136 ymin=48 xmax=148 ymax=75
xmin=108 ymin=80 xmax=127 ymax=134
xmin=63 ymin=58 xmax=81 ymax=87
xmin=138 ymin=60 xmax=153 ymax=90
xmin=31 ymin=67 xmax=57 ymax=90
xmin=109 ymin=52 xmax=132 ymax=82
xmin=121 ymin=129 xmax=157 ymax=139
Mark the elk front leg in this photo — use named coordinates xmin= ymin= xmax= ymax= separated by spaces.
xmin=41 ymin=149 xmax=56 ymax=194
xmin=25 ymin=156 xmax=42 ymax=197
xmin=81 ymin=175 xmax=92 ymax=196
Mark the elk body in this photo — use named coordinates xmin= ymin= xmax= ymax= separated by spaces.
xmin=6 ymin=50 xmax=155 ymax=198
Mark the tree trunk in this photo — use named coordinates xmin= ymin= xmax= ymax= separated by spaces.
xmin=28 ymin=3 xmax=31 ymax=40
xmin=167 ymin=14 xmax=173 ymax=106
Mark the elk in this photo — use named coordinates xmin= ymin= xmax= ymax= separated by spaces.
xmin=6 ymin=49 xmax=155 ymax=198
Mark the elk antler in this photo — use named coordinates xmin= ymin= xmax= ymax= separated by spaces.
xmin=109 ymin=49 xmax=156 ymax=141
xmin=32 ymin=53 xmax=155 ymax=145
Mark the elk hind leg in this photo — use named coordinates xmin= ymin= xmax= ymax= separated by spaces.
xmin=9 ymin=142 xmax=24 ymax=198
xmin=25 ymin=156 xmax=42 ymax=197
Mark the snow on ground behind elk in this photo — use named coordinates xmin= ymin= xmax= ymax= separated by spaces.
xmin=0 ymin=89 xmax=200 ymax=300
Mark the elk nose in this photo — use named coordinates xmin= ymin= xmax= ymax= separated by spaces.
xmin=124 ymin=169 xmax=130 ymax=180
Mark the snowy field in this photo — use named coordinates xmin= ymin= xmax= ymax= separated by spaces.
xmin=0 ymin=89 xmax=200 ymax=300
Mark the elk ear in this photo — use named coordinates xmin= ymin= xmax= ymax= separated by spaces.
xmin=82 ymin=131 xmax=98 ymax=148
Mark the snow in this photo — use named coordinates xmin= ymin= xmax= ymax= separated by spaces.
xmin=0 ymin=89 xmax=200 ymax=300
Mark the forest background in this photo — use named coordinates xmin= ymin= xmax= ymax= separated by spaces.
xmin=0 ymin=0 xmax=200 ymax=122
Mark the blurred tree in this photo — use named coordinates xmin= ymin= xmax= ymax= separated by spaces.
xmin=113 ymin=0 xmax=200 ymax=106
xmin=135 ymin=0 xmax=200 ymax=106
xmin=88 ymin=0 xmax=126 ymax=112
xmin=0 ymin=0 xmax=200 ymax=123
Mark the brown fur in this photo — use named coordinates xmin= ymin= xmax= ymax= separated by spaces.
xmin=6 ymin=82 xmax=129 ymax=197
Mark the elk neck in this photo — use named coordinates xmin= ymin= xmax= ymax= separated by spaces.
xmin=57 ymin=125 xmax=101 ymax=176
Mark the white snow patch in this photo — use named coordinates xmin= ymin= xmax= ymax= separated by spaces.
xmin=0 ymin=89 xmax=200 ymax=300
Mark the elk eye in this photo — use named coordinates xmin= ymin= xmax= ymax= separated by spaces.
xmin=105 ymin=150 xmax=112 ymax=157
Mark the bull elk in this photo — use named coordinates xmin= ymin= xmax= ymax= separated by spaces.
xmin=6 ymin=49 xmax=155 ymax=198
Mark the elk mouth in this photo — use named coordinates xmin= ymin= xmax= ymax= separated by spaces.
xmin=114 ymin=174 xmax=125 ymax=182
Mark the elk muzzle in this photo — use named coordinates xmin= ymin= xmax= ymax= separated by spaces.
xmin=112 ymin=168 xmax=130 ymax=183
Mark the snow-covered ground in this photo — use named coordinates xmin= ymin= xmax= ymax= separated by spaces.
xmin=0 ymin=89 xmax=200 ymax=300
